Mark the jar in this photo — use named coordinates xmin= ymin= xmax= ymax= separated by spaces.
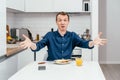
xmin=36 ymin=34 xmax=40 ymax=41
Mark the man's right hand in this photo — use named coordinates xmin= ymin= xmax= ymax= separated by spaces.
xmin=19 ymin=34 xmax=36 ymax=50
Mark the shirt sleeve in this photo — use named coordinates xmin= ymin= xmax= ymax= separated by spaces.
xmin=31 ymin=32 xmax=49 ymax=52
xmin=72 ymin=32 xmax=94 ymax=49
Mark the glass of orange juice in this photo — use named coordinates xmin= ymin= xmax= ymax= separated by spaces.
xmin=75 ymin=57 xmax=83 ymax=66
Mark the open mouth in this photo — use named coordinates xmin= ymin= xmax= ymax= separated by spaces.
xmin=61 ymin=26 xmax=65 ymax=28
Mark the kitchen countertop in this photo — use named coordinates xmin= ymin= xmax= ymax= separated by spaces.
xmin=0 ymin=43 xmax=25 ymax=63
xmin=6 ymin=43 xmax=24 ymax=56
xmin=7 ymin=47 xmax=24 ymax=56
xmin=6 ymin=41 xmax=38 ymax=57
xmin=0 ymin=41 xmax=38 ymax=63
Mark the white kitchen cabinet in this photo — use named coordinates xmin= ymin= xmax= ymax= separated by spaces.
xmin=17 ymin=49 xmax=34 ymax=70
xmin=25 ymin=0 xmax=53 ymax=12
xmin=17 ymin=47 xmax=47 ymax=70
xmin=0 ymin=55 xmax=17 ymax=80
xmin=6 ymin=0 xmax=24 ymax=11
xmin=53 ymin=0 xmax=82 ymax=12
xmin=25 ymin=0 xmax=82 ymax=12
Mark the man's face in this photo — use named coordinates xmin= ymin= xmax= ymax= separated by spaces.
xmin=56 ymin=14 xmax=69 ymax=32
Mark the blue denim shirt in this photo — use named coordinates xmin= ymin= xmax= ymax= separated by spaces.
xmin=32 ymin=30 xmax=93 ymax=61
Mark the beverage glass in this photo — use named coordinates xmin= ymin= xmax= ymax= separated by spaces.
xmin=75 ymin=57 xmax=83 ymax=66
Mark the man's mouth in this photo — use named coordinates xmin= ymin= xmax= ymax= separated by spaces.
xmin=61 ymin=26 xmax=65 ymax=28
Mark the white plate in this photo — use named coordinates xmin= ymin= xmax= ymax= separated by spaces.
xmin=54 ymin=59 xmax=71 ymax=65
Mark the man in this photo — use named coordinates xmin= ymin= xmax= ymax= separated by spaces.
xmin=20 ymin=12 xmax=106 ymax=61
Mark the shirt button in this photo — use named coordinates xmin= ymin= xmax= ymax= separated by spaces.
xmin=62 ymin=44 xmax=64 ymax=45
xmin=62 ymin=51 xmax=64 ymax=53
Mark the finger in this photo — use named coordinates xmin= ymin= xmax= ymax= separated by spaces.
xmin=99 ymin=42 xmax=104 ymax=46
xmin=19 ymin=44 xmax=25 ymax=49
xmin=22 ymin=34 xmax=29 ymax=39
xmin=98 ymin=32 xmax=102 ymax=38
xmin=19 ymin=42 xmax=27 ymax=47
xmin=20 ymin=44 xmax=27 ymax=49
xmin=101 ymin=39 xmax=107 ymax=41
xmin=103 ymin=41 xmax=107 ymax=44
xmin=19 ymin=42 xmax=25 ymax=45
xmin=99 ymin=40 xmax=107 ymax=45
xmin=101 ymin=39 xmax=107 ymax=43
xmin=23 ymin=45 xmax=28 ymax=49
xmin=19 ymin=42 xmax=27 ymax=48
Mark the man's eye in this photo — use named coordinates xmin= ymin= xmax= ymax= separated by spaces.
xmin=58 ymin=19 xmax=61 ymax=22
xmin=64 ymin=20 xmax=68 ymax=22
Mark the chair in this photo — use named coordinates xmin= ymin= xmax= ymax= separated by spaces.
xmin=71 ymin=47 xmax=82 ymax=60
xmin=33 ymin=47 xmax=82 ymax=61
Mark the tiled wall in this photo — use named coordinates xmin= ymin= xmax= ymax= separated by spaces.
xmin=7 ymin=11 xmax=15 ymax=29
xmin=7 ymin=12 xmax=91 ymax=40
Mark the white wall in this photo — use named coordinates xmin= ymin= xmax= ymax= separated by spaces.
xmin=0 ymin=0 xmax=6 ymax=56
xmin=7 ymin=13 xmax=91 ymax=40
xmin=99 ymin=0 xmax=120 ymax=64
xmin=106 ymin=0 xmax=120 ymax=64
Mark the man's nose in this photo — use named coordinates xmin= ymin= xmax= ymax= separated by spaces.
xmin=61 ymin=20 xmax=65 ymax=24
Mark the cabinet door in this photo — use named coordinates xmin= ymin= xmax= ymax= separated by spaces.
xmin=6 ymin=0 xmax=24 ymax=11
xmin=82 ymin=49 xmax=92 ymax=61
xmin=53 ymin=0 xmax=82 ymax=12
xmin=25 ymin=0 xmax=53 ymax=12
xmin=17 ymin=49 xmax=34 ymax=70
xmin=0 ymin=55 xmax=17 ymax=80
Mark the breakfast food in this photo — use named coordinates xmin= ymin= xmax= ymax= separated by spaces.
xmin=54 ymin=59 xmax=70 ymax=64
xmin=38 ymin=62 xmax=46 ymax=64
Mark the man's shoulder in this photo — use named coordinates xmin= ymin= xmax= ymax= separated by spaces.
xmin=45 ymin=31 xmax=53 ymax=36
xmin=45 ymin=31 xmax=57 ymax=37
xmin=67 ymin=31 xmax=77 ymax=35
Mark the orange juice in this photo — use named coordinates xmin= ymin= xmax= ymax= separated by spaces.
xmin=75 ymin=58 xmax=83 ymax=66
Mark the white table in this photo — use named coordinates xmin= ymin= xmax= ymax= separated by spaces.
xmin=8 ymin=61 xmax=105 ymax=80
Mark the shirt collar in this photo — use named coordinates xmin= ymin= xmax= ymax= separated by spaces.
xmin=55 ymin=30 xmax=68 ymax=37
